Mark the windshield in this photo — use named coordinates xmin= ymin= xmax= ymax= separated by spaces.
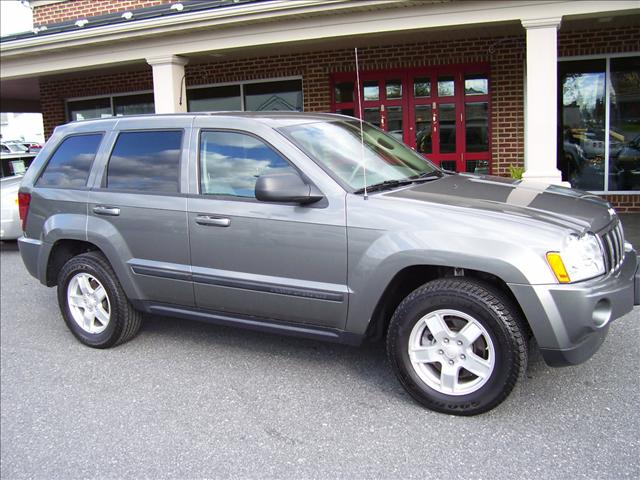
xmin=280 ymin=119 xmax=439 ymax=190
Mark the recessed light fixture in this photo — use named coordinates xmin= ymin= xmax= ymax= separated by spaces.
xmin=75 ymin=19 xmax=89 ymax=27
xmin=170 ymin=3 xmax=184 ymax=11
xmin=122 ymin=11 xmax=133 ymax=20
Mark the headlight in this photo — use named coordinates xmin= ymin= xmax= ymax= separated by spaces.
xmin=546 ymin=233 xmax=605 ymax=283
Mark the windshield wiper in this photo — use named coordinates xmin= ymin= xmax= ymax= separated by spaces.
xmin=409 ymin=170 xmax=444 ymax=181
xmin=353 ymin=179 xmax=412 ymax=194
xmin=353 ymin=170 xmax=443 ymax=195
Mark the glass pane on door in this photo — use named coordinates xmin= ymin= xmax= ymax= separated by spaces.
xmin=364 ymin=81 xmax=379 ymax=101
xmin=414 ymin=78 xmax=431 ymax=98
xmin=465 ymin=75 xmax=488 ymax=95
xmin=387 ymin=106 xmax=403 ymax=141
xmin=438 ymin=76 xmax=455 ymax=97
xmin=364 ymin=107 xmax=381 ymax=128
xmin=415 ymin=105 xmax=432 ymax=154
xmin=335 ymin=81 xmax=354 ymax=103
xmin=386 ymin=80 xmax=402 ymax=99
xmin=439 ymin=103 xmax=456 ymax=153
xmin=465 ymin=102 xmax=489 ymax=152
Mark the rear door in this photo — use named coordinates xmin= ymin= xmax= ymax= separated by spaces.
xmin=186 ymin=117 xmax=349 ymax=329
xmin=87 ymin=117 xmax=194 ymax=307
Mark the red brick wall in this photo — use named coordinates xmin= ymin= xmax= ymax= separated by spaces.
xmin=33 ymin=0 xmax=170 ymax=26
xmin=38 ymin=25 xmax=639 ymax=209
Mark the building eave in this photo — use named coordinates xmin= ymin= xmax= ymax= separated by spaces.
xmin=1 ymin=0 xmax=638 ymax=80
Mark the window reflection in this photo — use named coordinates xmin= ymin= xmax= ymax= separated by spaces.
xmin=439 ymin=103 xmax=456 ymax=153
xmin=465 ymin=102 xmax=489 ymax=152
xmin=559 ymin=59 xmax=606 ymax=191
xmin=363 ymin=81 xmax=379 ymax=101
xmin=415 ymin=105 xmax=432 ymax=154
xmin=387 ymin=106 xmax=403 ymax=141
xmin=107 ymin=131 xmax=182 ymax=193
xmin=609 ymin=56 xmax=640 ymax=191
xmin=200 ymin=131 xmax=294 ymax=198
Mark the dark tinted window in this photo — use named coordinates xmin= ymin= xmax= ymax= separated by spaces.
xmin=107 ymin=131 xmax=182 ymax=192
xmin=200 ymin=131 xmax=294 ymax=198
xmin=244 ymin=80 xmax=303 ymax=111
xmin=113 ymin=93 xmax=155 ymax=116
xmin=68 ymin=98 xmax=111 ymax=121
xmin=188 ymin=85 xmax=242 ymax=112
xmin=36 ymin=134 xmax=103 ymax=188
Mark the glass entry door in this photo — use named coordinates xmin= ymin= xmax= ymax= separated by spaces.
xmin=331 ymin=65 xmax=491 ymax=173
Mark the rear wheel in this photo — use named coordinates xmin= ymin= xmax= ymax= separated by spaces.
xmin=387 ymin=278 xmax=527 ymax=415
xmin=57 ymin=251 xmax=142 ymax=348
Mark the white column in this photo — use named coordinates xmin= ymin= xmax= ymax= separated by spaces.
xmin=520 ymin=17 xmax=567 ymax=186
xmin=146 ymin=55 xmax=189 ymax=114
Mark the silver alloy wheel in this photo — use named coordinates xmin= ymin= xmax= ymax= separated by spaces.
xmin=67 ymin=272 xmax=111 ymax=335
xmin=408 ymin=309 xmax=495 ymax=396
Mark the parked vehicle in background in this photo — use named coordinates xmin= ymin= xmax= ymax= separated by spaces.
xmin=0 ymin=147 xmax=37 ymax=178
xmin=0 ymin=175 xmax=23 ymax=240
xmin=16 ymin=113 xmax=640 ymax=415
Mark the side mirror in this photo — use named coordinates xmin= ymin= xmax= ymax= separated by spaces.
xmin=255 ymin=172 xmax=323 ymax=204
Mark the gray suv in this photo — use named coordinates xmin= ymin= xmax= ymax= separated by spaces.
xmin=17 ymin=113 xmax=639 ymax=415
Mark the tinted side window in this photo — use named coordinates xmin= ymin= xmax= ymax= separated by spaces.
xmin=107 ymin=131 xmax=182 ymax=193
xmin=36 ymin=134 xmax=103 ymax=188
xmin=200 ymin=131 xmax=294 ymax=198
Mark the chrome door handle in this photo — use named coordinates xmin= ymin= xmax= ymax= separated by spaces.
xmin=195 ymin=215 xmax=231 ymax=227
xmin=93 ymin=205 xmax=120 ymax=216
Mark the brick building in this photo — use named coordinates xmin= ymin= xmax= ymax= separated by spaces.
xmin=1 ymin=0 xmax=639 ymax=209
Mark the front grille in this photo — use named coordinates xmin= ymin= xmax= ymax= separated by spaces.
xmin=599 ymin=220 xmax=625 ymax=273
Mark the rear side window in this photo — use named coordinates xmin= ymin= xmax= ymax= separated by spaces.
xmin=107 ymin=130 xmax=182 ymax=193
xmin=36 ymin=134 xmax=103 ymax=188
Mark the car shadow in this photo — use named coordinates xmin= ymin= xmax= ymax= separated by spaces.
xmin=139 ymin=313 xmax=407 ymax=399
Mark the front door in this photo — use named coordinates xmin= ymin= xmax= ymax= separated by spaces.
xmin=332 ymin=64 xmax=491 ymax=174
xmin=186 ymin=120 xmax=349 ymax=329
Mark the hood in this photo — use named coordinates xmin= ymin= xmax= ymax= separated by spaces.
xmin=382 ymin=173 xmax=614 ymax=233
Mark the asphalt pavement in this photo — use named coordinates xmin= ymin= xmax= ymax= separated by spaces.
xmin=1 ymin=241 xmax=639 ymax=479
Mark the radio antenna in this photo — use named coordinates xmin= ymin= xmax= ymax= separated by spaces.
xmin=354 ymin=47 xmax=368 ymax=200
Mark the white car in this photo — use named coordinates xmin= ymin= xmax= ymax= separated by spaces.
xmin=0 ymin=175 xmax=23 ymax=240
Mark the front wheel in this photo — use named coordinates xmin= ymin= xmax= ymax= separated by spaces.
xmin=387 ymin=278 xmax=528 ymax=415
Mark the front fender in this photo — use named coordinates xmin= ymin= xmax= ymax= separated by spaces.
xmin=345 ymin=227 xmax=551 ymax=335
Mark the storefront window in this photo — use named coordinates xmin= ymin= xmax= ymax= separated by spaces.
xmin=188 ymin=85 xmax=241 ymax=112
xmin=559 ymin=55 xmax=639 ymax=192
xmin=67 ymin=97 xmax=112 ymax=121
xmin=68 ymin=93 xmax=154 ymax=121
xmin=609 ymin=56 xmax=640 ymax=191
xmin=559 ymin=59 xmax=606 ymax=191
xmin=244 ymin=79 xmax=302 ymax=111
xmin=113 ymin=93 xmax=154 ymax=116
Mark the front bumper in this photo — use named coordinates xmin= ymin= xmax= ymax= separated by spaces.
xmin=509 ymin=250 xmax=637 ymax=367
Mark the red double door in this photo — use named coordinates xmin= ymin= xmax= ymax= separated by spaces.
xmin=331 ymin=65 xmax=491 ymax=174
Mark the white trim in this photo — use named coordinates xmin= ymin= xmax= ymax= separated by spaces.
xmin=520 ymin=16 xmax=562 ymax=29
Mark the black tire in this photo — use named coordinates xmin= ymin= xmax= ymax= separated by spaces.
xmin=57 ymin=251 xmax=143 ymax=348
xmin=387 ymin=278 xmax=527 ymax=415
